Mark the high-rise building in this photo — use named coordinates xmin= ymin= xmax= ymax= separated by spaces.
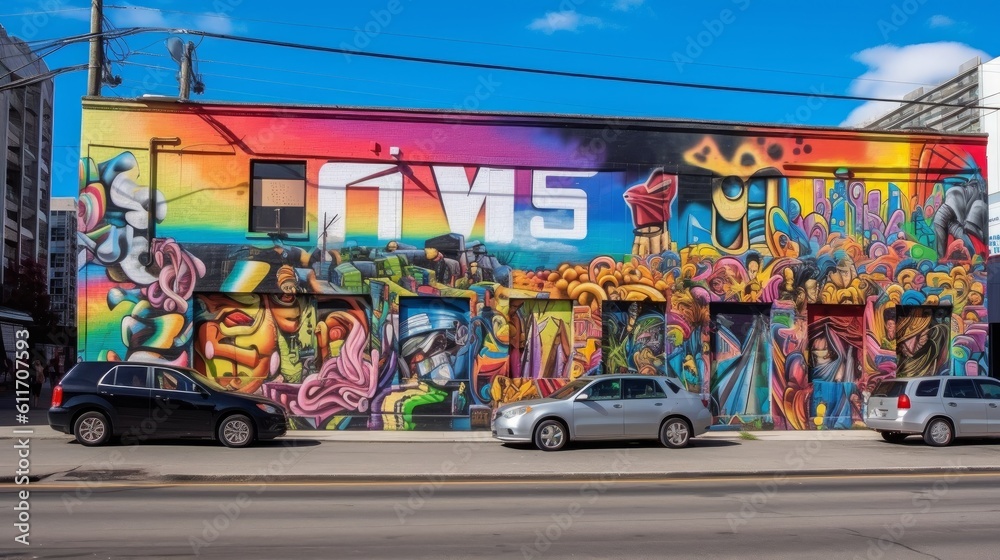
xmin=1 ymin=24 xmax=54 ymax=303
xmin=48 ymin=197 xmax=76 ymax=329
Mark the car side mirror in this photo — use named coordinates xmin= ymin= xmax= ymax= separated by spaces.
xmin=575 ymin=393 xmax=589 ymax=401
xmin=196 ymin=385 xmax=209 ymax=397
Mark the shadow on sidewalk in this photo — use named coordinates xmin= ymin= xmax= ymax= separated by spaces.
xmin=883 ymin=437 xmax=1000 ymax=448
xmin=502 ymin=439 xmax=741 ymax=451
xmin=55 ymin=435 xmax=324 ymax=449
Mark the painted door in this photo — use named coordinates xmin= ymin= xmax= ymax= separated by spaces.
xmin=711 ymin=303 xmax=770 ymax=424
xmin=807 ymin=304 xmax=864 ymax=428
xmin=602 ymin=301 xmax=666 ymax=376
xmin=895 ymin=306 xmax=951 ymax=377
xmin=392 ymin=297 xmax=473 ymax=430
xmin=573 ymin=378 xmax=624 ymax=438
xmin=509 ymin=299 xmax=574 ymax=379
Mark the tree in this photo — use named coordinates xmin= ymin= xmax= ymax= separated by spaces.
xmin=8 ymin=257 xmax=58 ymax=341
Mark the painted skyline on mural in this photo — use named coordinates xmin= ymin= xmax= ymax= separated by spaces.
xmin=77 ymin=99 xmax=988 ymax=430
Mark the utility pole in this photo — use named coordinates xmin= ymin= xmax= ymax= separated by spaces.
xmin=320 ymin=213 xmax=338 ymax=265
xmin=86 ymin=0 xmax=103 ymax=96
xmin=178 ymin=41 xmax=194 ymax=100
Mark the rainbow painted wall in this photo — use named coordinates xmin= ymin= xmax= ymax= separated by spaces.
xmin=78 ymin=99 xmax=990 ymax=430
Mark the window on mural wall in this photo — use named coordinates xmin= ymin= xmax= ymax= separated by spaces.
xmin=250 ymin=161 xmax=307 ymax=234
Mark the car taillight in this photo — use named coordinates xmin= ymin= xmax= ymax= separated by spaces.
xmin=701 ymin=394 xmax=710 ymax=409
xmin=897 ymin=394 xmax=910 ymax=409
xmin=51 ymin=385 xmax=63 ymax=408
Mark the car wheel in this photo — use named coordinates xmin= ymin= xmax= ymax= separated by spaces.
xmin=533 ymin=419 xmax=567 ymax=451
xmin=880 ymin=431 xmax=908 ymax=444
xmin=660 ymin=417 xmax=691 ymax=449
xmin=923 ymin=418 xmax=953 ymax=447
xmin=218 ymin=414 xmax=255 ymax=448
xmin=74 ymin=411 xmax=111 ymax=447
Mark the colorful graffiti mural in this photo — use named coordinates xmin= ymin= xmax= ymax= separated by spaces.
xmin=78 ymin=100 xmax=990 ymax=430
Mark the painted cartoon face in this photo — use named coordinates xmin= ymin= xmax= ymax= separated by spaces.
xmin=402 ymin=330 xmax=456 ymax=385
xmin=195 ymin=294 xmax=279 ymax=394
xmin=804 ymin=279 xmax=819 ymax=303
xmin=832 ymin=258 xmax=857 ymax=289
xmin=899 ymin=330 xmax=929 ymax=358
xmin=269 ymin=293 xmax=303 ymax=334
xmin=886 ymin=318 xmax=896 ymax=340
xmin=810 ymin=336 xmax=832 ymax=365
xmin=709 ymin=275 xmax=727 ymax=295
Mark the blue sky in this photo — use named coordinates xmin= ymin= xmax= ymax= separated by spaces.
xmin=3 ymin=0 xmax=1000 ymax=198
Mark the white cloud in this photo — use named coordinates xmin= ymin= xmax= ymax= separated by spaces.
xmin=194 ymin=14 xmax=236 ymax=35
xmin=51 ymin=6 xmax=93 ymax=22
xmin=108 ymin=4 xmax=242 ymax=34
xmin=528 ymin=11 xmax=604 ymax=34
xmin=612 ymin=0 xmax=644 ymax=11
xmin=112 ymin=4 xmax=170 ymax=27
xmin=928 ymin=15 xmax=955 ymax=28
xmin=840 ymin=42 xmax=990 ymax=126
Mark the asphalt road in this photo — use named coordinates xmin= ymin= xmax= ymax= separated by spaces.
xmin=4 ymin=474 xmax=999 ymax=559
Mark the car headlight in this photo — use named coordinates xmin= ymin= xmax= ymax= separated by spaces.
xmin=502 ymin=405 xmax=532 ymax=419
xmin=256 ymin=403 xmax=282 ymax=415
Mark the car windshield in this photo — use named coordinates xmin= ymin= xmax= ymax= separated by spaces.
xmin=548 ymin=379 xmax=592 ymax=400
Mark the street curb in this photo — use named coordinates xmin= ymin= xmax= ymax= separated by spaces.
xmin=10 ymin=466 xmax=1000 ymax=485
xmin=0 ymin=431 xmax=882 ymax=443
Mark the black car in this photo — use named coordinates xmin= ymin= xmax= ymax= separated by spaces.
xmin=49 ymin=361 xmax=287 ymax=448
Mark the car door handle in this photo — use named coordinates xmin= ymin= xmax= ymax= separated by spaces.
xmin=613 ymin=404 xmax=623 ymax=408
xmin=654 ymin=402 xmax=663 ymax=406
xmin=947 ymin=402 xmax=958 ymax=407
xmin=990 ymin=403 xmax=998 ymax=408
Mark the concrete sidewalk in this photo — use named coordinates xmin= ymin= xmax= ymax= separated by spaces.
xmin=3 ymin=427 xmax=999 ymax=485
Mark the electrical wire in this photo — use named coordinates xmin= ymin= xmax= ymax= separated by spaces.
xmin=0 ymin=8 xmax=90 ymax=18
xmin=173 ymin=29 xmax=1000 ymax=112
xmin=100 ymin=4 xmax=947 ymax=90
xmin=127 ymin=51 xmax=633 ymax=113
xmin=0 ymin=65 xmax=89 ymax=93
xmin=1 ymin=27 xmax=147 ymax=82
xmin=119 ymin=60 xmax=451 ymax=103
xmin=6 ymin=24 xmax=998 ymax=115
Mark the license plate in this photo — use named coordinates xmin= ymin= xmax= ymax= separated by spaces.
xmin=870 ymin=409 xmax=884 ymax=418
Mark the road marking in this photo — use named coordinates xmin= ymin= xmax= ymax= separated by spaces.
xmin=4 ymin=471 xmax=999 ymax=490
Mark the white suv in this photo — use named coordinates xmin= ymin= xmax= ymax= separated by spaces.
xmin=864 ymin=376 xmax=1000 ymax=446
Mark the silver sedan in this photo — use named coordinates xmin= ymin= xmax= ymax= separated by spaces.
xmin=491 ymin=374 xmax=713 ymax=451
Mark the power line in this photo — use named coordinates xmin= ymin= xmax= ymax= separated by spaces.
xmin=7 ymin=25 xmax=998 ymax=114
xmin=2 ymin=27 xmax=149 ymax=82
xmin=101 ymin=4 xmax=943 ymax=90
xmin=175 ymin=29 xmax=999 ymax=112
xmin=0 ymin=8 xmax=90 ymax=17
xmin=128 ymin=51 xmax=632 ymax=114
xmin=120 ymin=60 xmax=463 ymax=103
xmin=0 ymin=64 xmax=89 ymax=93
